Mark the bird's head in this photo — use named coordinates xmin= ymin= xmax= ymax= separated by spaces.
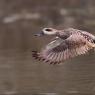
xmin=35 ymin=28 xmax=59 ymax=37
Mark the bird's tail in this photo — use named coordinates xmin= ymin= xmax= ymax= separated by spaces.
xmin=87 ymin=42 xmax=95 ymax=48
xmin=84 ymin=42 xmax=95 ymax=52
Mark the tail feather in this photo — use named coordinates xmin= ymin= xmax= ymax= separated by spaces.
xmin=93 ymin=39 xmax=95 ymax=43
xmin=87 ymin=42 xmax=95 ymax=48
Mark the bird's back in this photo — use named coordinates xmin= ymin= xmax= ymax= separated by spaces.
xmin=63 ymin=28 xmax=95 ymax=43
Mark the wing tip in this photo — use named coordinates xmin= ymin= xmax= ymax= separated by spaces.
xmin=32 ymin=51 xmax=61 ymax=65
xmin=32 ymin=51 xmax=39 ymax=59
xmin=32 ymin=51 xmax=45 ymax=61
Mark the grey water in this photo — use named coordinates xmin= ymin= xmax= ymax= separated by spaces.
xmin=0 ymin=0 xmax=95 ymax=95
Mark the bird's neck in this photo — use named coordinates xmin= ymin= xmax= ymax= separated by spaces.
xmin=56 ymin=32 xmax=70 ymax=40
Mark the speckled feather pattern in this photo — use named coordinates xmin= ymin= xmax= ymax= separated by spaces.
xmin=32 ymin=28 xmax=95 ymax=64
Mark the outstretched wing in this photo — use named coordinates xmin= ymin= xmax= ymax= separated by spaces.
xmin=32 ymin=34 xmax=95 ymax=64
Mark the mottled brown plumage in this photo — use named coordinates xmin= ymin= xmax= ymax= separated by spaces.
xmin=32 ymin=28 xmax=95 ymax=64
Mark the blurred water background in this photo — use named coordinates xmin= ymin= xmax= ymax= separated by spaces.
xmin=0 ymin=0 xmax=95 ymax=95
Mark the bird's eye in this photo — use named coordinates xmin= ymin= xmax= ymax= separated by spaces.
xmin=45 ymin=28 xmax=52 ymax=32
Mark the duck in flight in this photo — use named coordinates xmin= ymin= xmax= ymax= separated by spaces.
xmin=32 ymin=28 xmax=95 ymax=64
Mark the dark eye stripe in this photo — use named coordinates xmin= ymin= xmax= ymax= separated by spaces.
xmin=45 ymin=28 xmax=52 ymax=32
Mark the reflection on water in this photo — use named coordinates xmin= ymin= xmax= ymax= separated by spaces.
xmin=0 ymin=49 xmax=95 ymax=94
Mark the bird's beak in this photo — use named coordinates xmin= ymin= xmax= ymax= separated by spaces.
xmin=34 ymin=31 xmax=45 ymax=37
